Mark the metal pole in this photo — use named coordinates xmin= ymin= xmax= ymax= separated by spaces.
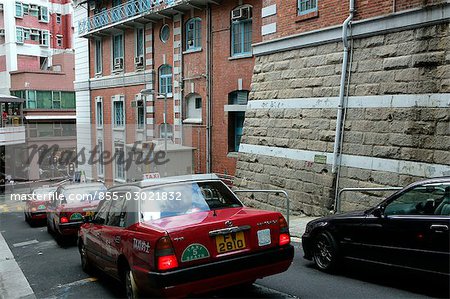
xmin=163 ymin=93 xmax=167 ymax=154
xmin=336 ymin=187 xmax=403 ymax=213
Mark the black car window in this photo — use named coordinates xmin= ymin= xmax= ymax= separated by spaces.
xmin=385 ymin=183 xmax=450 ymax=216
xmin=106 ymin=193 xmax=127 ymax=227
xmin=94 ymin=198 xmax=111 ymax=225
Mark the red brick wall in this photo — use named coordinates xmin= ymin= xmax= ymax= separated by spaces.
xmin=210 ymin=0 xmax=262 ymax=175
xmin=265 ymin=0 xmax=446 ymax=41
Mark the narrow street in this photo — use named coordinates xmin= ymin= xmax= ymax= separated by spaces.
xmin=1 ymin=199 xmax=447 ymax=299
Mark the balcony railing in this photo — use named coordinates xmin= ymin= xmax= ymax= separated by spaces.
xmin=78 ymin=0 xmax=178 ymax=36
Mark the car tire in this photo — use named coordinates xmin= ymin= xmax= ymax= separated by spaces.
xmin=124 ymin=267 xmax=140 ymax=299
xmin=312 ymin=231 xmax=339 ymax=272
xmin=80 ymin=241 xmax=92 ymax=274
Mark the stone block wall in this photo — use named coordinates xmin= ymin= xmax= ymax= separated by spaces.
xmin=235 ymin=22 xmax=450 ymax=216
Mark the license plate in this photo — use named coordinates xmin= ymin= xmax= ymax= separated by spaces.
xmin=215 ymin=231 xmax=246 ymax=253
xmin=257 ymin=229 xmax=271 ymax=246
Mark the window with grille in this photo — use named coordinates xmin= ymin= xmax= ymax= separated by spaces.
xmin=135 ymin=27 xmax=145 ymax=58
xmin=114 ymin=145 xmax=125 ymax=180
xmin=96 ymin=99 xmax=103 ymax=127
xmin=113 ymin=97 xmax=125 ymax=128
xmin=186 ymin=18 xmax=201 ymax=51
xmin=298 ymin=0 xmax=318 ymax=15
xmin=97 ymin=140 xmax=104 ymax=177
xmin=113 ymin=33 xmax=124 ymax=60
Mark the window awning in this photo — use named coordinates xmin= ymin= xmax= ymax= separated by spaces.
xmin=0 ymin=94 xmax=25 ymax=103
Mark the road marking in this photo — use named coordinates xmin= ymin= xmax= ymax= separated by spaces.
xmin=55 ymin=277 xmax=98 ymax=289
xmin=254 ymin=283 xmax=299 ymax=298
xmin=13 ymin=239 xmax=39 ymax=247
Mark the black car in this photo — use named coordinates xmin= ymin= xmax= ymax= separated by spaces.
xmin=302 ymin=177 xmax=450 ymax=276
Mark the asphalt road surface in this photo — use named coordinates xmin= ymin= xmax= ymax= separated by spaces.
xmin=1 ymin=206 xmax=448 ymax=298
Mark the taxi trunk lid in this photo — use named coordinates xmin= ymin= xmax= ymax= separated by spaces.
xmin=147 ymin=207 xmax=285 ymax=268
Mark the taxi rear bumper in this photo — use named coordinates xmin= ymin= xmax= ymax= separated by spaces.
xmin=136 ymin=245 xmax=294 ymax=296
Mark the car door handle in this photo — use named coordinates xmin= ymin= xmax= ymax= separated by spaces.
xmin=430 ymin=224 xmax=449 ymax=232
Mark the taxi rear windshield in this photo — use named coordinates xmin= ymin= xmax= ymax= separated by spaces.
xmin=62 ymin=185 xmax=107 ymax=205
xmin=140 ymin=181 xmax=242 ymax=221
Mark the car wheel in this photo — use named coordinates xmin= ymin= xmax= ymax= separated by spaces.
xmin=80 ymin=242 xmax=92 ymax=273
xmin=312 ymin=231 xmax=339 ymax=272
xmin=125 ymin=268 xmax=140 ymax=299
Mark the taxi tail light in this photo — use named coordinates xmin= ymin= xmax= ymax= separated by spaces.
xmin=60 ymin=213 xmax=69 ymax=224
xmin=155 ymin=236 xmax=178 ymax=271
xmin=278 ymin=215 xmax=290 ymax=246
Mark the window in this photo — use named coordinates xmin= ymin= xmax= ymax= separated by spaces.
xmin=56 ymin=35 xmax=63 ymax=47
xmin=159 ymin=123 xmax=173 ymax=139
xmin=96 ymin=98 xmax=103 ymax=127
xmin=15 ymin=2 xmax=23 ymax=18
xmin=135 ymin=27 xmax=144 ymax=58
xmin=298 ymin=0 xmax=318 ymax=15
xmin=158 ymin=65 xmax=173 ymax=96
xmin=114 ymin=145 xmax=125 ymax=180
xmin=52 ymin=91 xmax=61 ymax=108
xmin=40 ymin=30 xmax=50 ymax=47
xmin=186 ymin=18 xmax=201 ymax=51
xmin=97 ymin=140 xmax=104 ymax=176
xmin=228 ymin=90 xmax=248 ymax=152
xmin=16 ymin=27 xmax=24 ymax=44
xmin=95 ymin=39 xmax=102 ymax=74
xmin=113 ymin=33 xmax=124 ymax=70
xmin=384 ymin=184 xmax=450 ymax=216
xmin=113 ymin=96 xmax=125 ymax=128
xmin=38 ymin=6 xmax=49 ymax=23
xmin=229 ymin=112 xmax=245 ymax=153
xmin=160 ymin=24 xmax=170 ymax=43
xmin=56 ymin=14 xmax=62 ymax=24
xmin=231 ymin=6 xmax=252 ymax=56
xmin=106 ymin=194 xmax=127 ymax=227
xmin=30 ymin=29 xmax=40 ymax=42
xmin=29 ymin=4 xmax=39 ymax=17
xmin=27 ymin=90 xmax=36 ymax=108
xmin=229 ymin=90 xmax=249 ymax=105
xmin=136 ymin=99 xmax=144 ymax=129
xmin=184 ymin=94 xmax=202 ymax=122
xmin=53 ymin=122 xmax=62 ymax=136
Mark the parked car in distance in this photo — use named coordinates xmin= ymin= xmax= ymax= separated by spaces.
xmin=78 ymin=174 xmax=294 ymax=298
xmin=24 ymin=186 xmax=57 ymax=225
xmin=47 ymin=182 xmax=107 ymax=241
xmin=302 ymin=177 xmax=450 ymax=276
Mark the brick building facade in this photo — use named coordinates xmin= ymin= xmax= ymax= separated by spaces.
xmin=0 ymin=0 xmax=76 ymax=180
xmin=235 ymin=0 xmax=450 ymax=215
xmin=74 ymin=0 xmax=261 ymax=185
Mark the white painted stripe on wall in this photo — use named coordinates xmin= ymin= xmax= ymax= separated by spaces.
xmin=247 ymin=94 xmax=450 ymax=110
xmin=146 ymin=118 xmax=154 ymax=125
xmin=262 ymin=23 xmax=277 ymax=36
xmin=146 ymin=106 xmax=154 ymax=113
xmin=239 ymin=144 xmax=450 ymax=177
xmin=262 ymin=4 xmax=277 ymax=18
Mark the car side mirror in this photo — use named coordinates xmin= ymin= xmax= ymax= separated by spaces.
xmin=83 ymin=215 xmax=93 ymax=223
xmin=372 ymin=206 xmax=384 ymax=218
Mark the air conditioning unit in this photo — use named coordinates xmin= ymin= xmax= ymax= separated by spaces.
xmin=231 ymin=6 xmax=252 ymax=21
xmin=89 ymin=0 xmax=96 ymax=11
xmin=0 ymin=29 xmax=5 ymax=37
xmin=113 ymin=57 xmax=123 ymax=71
xmin=134 ymin=56 xmax=144 ymax=67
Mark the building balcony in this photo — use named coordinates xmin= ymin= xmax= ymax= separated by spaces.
xmin=77 ymin=0 xmax=218 ymax=37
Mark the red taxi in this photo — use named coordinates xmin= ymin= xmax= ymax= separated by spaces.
xmin=24 ymin=186 xmax=57 ymax=225
xmin=78 ymin=174 xmax=294 ymax=298
xmin=47 ymin=182 xmax=107 ymax=242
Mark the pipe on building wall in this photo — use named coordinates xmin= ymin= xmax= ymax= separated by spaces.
xmin=332 ymin=0 xmax=354 ymax=174
xmin=206 ymin=4 xmax=212 ymax=173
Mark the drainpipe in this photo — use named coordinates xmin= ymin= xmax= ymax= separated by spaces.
xmin=206 ymin=4 xmax=212 ymax=173
xmin=331 ymin=0 xmax=354 ymax=174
